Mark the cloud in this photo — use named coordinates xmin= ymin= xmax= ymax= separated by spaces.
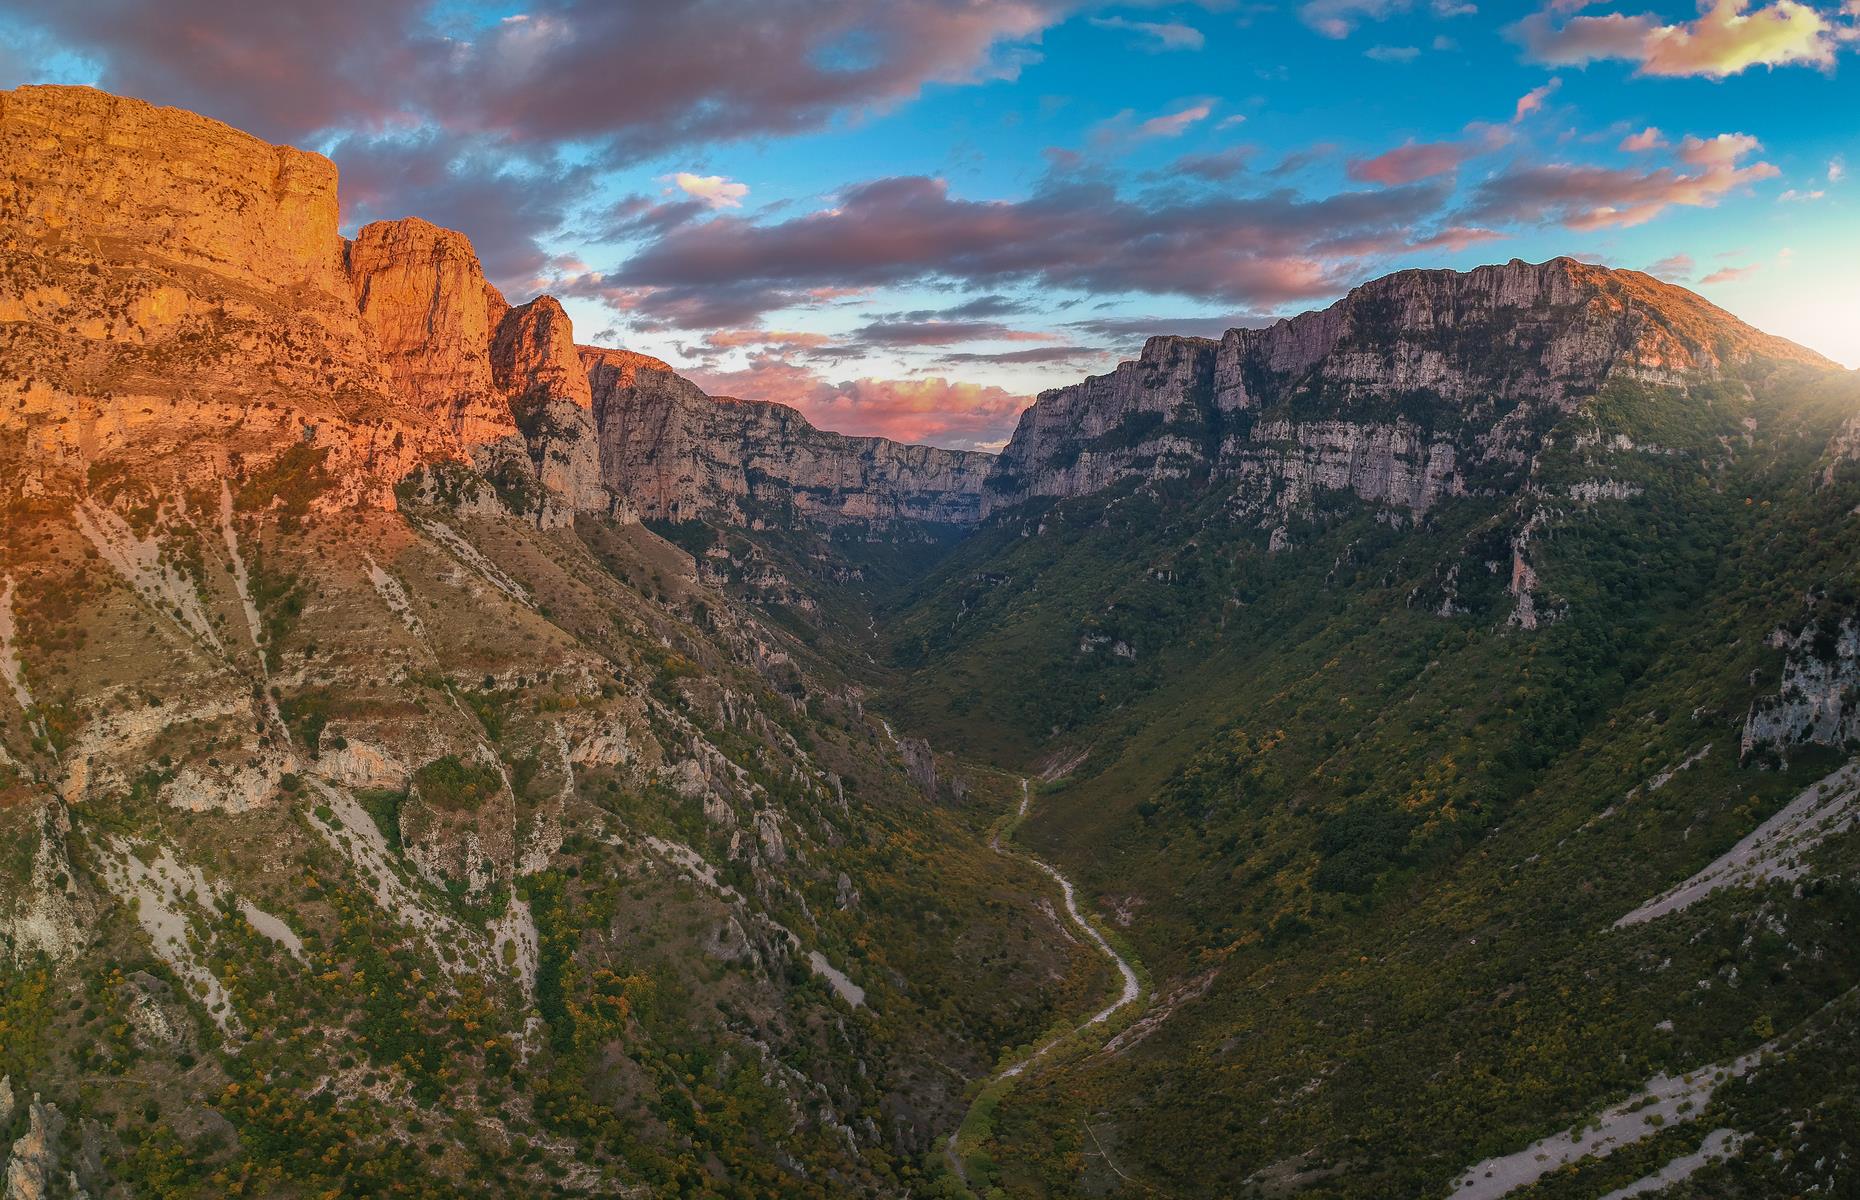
xmin=1088 ymin=15 xmax=1206 ymax=51
xmin=1513 ymin=78 xmax=1562 ymax=122
xmin=1407 ymin=225 xmax=1508 ymax=251
xmin=1619 ymin=126 xmax=1667 ymax=151
xmin=605 ymin=173 xmax=1454 ymax=328
xmin=847 ymin=319 xmax=1056 ymax=346
xmin=700 ymin=328 xmax=837 ymax=351
xmin=327 ymin=129 xmax=597 ymax=285
xmin=1778 ymin=187 xmax=1826 ymax=201
xmin=1832 ymin=155 xmax=1849 ymax=182
xmin=668 ymin=173 xmax=749 ymax=209
xmin=1513 ymin=1 xmax=1856 ymax=79
xmin=1701 ymin=263 xmax=1760 ymax=284
xmin=1134 ymin=102 xmax=1216 ymax=139
xmin=1302 ymin=0 xmax=1406 ymax=38
xmin=938 ymin=345 xmax=1116 ymax=365
xmin=1365 ymin=44 xmax=1422 ymax=60
xmin=22 ymin=0 xmax=1079 ymax=170
xmin=1347 ymin=139 xmax=1475 ymax=185
xmin=1461 ymin=131 xmax=1779 ymax=229
xmin=1160 ymin=146 xmax=1255 ymax=182
xmin=1645 ymin=252 xmax=1697 ymax=281
xmin=686 ymin=357 xmax=1030 ymax=450
xmin=1301 ymin=0 xmax=1479 ymax=38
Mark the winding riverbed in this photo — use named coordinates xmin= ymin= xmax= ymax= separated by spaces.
xmin=945 ymin=779 xmax=1146 ymax=1182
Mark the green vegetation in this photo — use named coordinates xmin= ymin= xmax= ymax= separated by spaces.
xmin=411 ymin=754 xmax=504 ymax=812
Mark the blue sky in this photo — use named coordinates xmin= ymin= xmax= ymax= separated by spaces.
xmin=4 ymin=1 xmax=1857 ymax=447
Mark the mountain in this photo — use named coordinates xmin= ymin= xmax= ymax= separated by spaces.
xmin=876 ymin=256 xmax=1860 ymax=1194
xmin=988 ymin=257 xmax=1831 ymax=517
xmin=5 ymin=82 xmax=1860 ymax=1200
xmin=587 ymin=357 xmax=994 ymax=528
xmin=0 ymin=85 xmax=1108 ymax=1199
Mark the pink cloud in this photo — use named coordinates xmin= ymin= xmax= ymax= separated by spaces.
xmin=1619 ymin=126 xmax=1667 ymax=151
xmin=1463 ymin=131 xmax=1779 ymax=229
xmin=1645 ymin=253 xmax=1696 ymax=281
xmin=1513 ymin=78 xmax=1563 ymax=121
xmin=1701 ymin=263 xmax=1760 ymax=284
xmin=689 ymin=358 xmax=1029 ymax=450
xmin=1408 ymin=225 xmax=1509 ymax=252
xmin=1347 ymin=139 xmax=1475 ymax=185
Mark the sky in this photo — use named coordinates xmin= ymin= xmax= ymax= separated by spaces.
xmin=4 ymin=1 xmax=1858 ymax=450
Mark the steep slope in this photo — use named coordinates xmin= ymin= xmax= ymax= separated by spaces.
xmin=0 ymin=86 xmax=1108 ymax=1198
xmin=881 ymin=268 xmax=1860 ymax=1196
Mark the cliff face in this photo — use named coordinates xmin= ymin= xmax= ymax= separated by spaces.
xmin=347 ymin=218 xmax=519 ymax=453
xmin=988 ymin=258 xmax=1836 ymax=518
xmin=588 ymin=359 xmax=995 ymax=527
xmin=0 ymin=84 xmax=448 ymax=508
xmin=492 ymin=297 xmax=605 ymax=518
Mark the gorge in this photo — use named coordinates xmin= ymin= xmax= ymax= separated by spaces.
xmin=3 ymin=84 xmax=1860 ymax=1200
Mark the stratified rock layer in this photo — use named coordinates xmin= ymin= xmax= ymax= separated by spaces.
xmin=0 ymin=84 xmax=448 ymax=508
xmin=586 ymin=359 xmax=995 ymax=527
xmin=988 ymin=258 xmax=1834 ymax=517
xmin=348 ymin=217 xmax=519 ymax=452
xmin=493 ymin=297 xmax=605 ymax=517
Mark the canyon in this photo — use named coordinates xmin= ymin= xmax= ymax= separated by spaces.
xmin=4 ymin=83 xmax=1860 ymax=1200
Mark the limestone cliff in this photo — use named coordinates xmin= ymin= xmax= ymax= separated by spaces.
xmin=0 ymin=84 xmax=448 ymax=508
xmin=491 ymin=297 xmax=606 ymax=519
xmin=987 ymin=258 xmax=1835 ymax=518
xmin=586 ymin=358 xmax=994 ymax=527
xmin=347 ymin=217 xmax=519 ymax=453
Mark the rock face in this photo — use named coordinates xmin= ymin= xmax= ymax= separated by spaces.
xmin=347 ymin=218 xmax=520 ymax=453
xmin=3 ymin=1093 xmax=63 ymax=1200
xmin=492 ymin=297 xmax=606 ymax=519
xmin=987 ymin=258 xmax=1834 ymax=518
xmin=0 ymin=84 xmax=447 ymax=509
xmin=587 ymin=358 xmax=995 ymax=527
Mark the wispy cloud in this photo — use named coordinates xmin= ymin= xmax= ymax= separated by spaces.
xmin=1348 ymin=139 xmax=1476 ymax=185
xmin=1462 ymin=131 xmax=1779 ymax=229
xmin=1088 ymin=15 xmax=1206 ymax=51
xmin=1513 ymin=78 xmax=1562 ymax=122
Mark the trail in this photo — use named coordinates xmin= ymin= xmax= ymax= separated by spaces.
xmin=945 ymin=778 xmax=1146 ymax=1189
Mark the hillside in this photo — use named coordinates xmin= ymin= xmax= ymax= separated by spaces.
xmin=0 ymin=85 xmax=1109 ymax=1198
xmin=877 ymin=265 xmax=1860 ymax=1195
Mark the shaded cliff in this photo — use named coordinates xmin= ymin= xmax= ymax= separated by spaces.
xmin=586 ymin=357 xmax=995 ymax=527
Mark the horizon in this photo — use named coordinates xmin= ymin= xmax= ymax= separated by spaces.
xmin=4 ymin=1 xmax=1858 ymax=450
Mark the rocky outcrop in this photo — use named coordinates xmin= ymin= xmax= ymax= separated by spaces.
xmin=348 ymin=218 xmax=519 ymax=453
xmin=587 ymin=359 xmax=994 ymax=527
xmin=1743 ymin=619 xmax=1860 ymax=760
xmin=987 ymin=258 xmax=1834 ymax=519
xmin=3 ymin=1093 xmax=63 ymax=1200
xmin=491 ymin=297 xmax=606 ymax=518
